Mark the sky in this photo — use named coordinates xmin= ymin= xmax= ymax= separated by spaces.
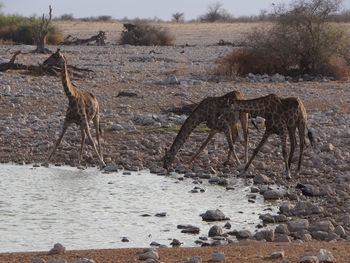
xmin=2 ymin=0 xmax=350 ymax=21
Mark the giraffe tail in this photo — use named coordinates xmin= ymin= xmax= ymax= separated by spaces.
xmin=306 ymin=125 xmax=314 ymax=147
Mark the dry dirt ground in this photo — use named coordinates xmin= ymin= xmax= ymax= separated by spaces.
xmin=1 ymin=21 xmax=350 ymax=262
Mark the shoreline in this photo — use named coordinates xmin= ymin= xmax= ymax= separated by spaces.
xmin=1 ymin=240 xmax=350 ymax=263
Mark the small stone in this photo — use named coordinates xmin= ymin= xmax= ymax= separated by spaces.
xmin=30 ymin=259 xmax=46 ymax=263
xmin=182 ymin=256 xmax=202 ymax=263
xmin=74 ymin=259 xmax=96 ymax=263
xmin=300 ymin=254 xmax=319 ymax=263
xmin=236 ymin=230 xmax=252 ymax=239
xmin=139 ymin=250 xmax=159 ymax=260
xmin=208 ymin=225 xmax=223 ymax=237
xmin=288 ymin=219 xmax=309 ymax=232
xmin=253 ymin=174 xmax=270 ymax=184
xmin=48 ymin=260 xmax=67 ymax=263
xmin=264 ymin=189 xmax=284 ymax=200
xmin=334 ymin=225 xmax=346 ymax=237
xmin=155 ymin=212 xmax=167 ymax=217
xmin=270 ymin=251 xmax=284 ymax=259
xmin=121 ymin=237 xmax=129 ymax=242
xmin=317 ymin=249 xmax=336 ymax=263
xmin=170 ymin=238 xmax=182 ymax=247
xmin=48 ymin=243 xmax=66 ymax=255
xmin=201 ymin=209 xmax=227 ymax=221
xmin=212 ymin=251 xmax=225 ymax=262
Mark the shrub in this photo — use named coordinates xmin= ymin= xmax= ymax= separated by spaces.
xmin=119 ymin=22 xmax=174 ymax=46
xmin=0 ymin=14 xmax=63 ymax=45
xmin=217 ymin=0 xmax=350 ymax=78
xmin=216 ymin=49 xmax=284 ymax=76
xmin=172 ymin=12 xmax=184 ymax=22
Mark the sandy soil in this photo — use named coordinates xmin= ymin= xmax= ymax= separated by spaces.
xmin=1 ymin=21 xmax=350 ymax=262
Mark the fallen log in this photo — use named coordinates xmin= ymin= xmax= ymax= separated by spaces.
xmin=0 ymin=50 xmax=93 ymax=78
xmin=60 ymin=31 xmax=106 ymax=45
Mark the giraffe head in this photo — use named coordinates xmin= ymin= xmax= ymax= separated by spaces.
xmin=42 ymin=48 xmax=66 ymax=70
xmin=162 ymin=148 xmax=175 ymax=170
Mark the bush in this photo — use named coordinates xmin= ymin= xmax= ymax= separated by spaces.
xmin=216 ymin=49 xmax=284 ymax=76
xmin=217 ymin=0 xmax=350 ymax=78
xmin=199 ymin=2 xmax=232 ymax=22
xmin=0 ymin=14 xmax=63 ymax=45
xmin=119 ymin=22 xmax=174 ymax=46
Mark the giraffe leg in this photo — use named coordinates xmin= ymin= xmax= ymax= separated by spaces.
xmin=287 ymin=126 xmax=297 ymax=170
xmin=240 ymin=112 xmax=249 ymax=164
xmin=244 ymin=130 xmax=271 ymax=172
xmin=43 ymin=121 xmax=70 ymax=166
xmin=188 ymin=130 xmax=216 ymax=165
xmin=223 ymin=123 xmax=240 ymax=166
xmin=296 ymin=121 xmax=306 ymax=177
xmin=279 ymin=129 xmax=291 ymax=180
xmin=81 ymin=114 xmax=105 ymax=168
xmin=93 ymin=114 xmax=103 ymax=158
xmin=79 ymin=125 xmax=86 ymax=165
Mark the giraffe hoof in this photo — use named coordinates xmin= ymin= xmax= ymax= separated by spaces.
xmin=41 ymin=162 xmax=49 ymax=168
xmin=99 ymin=161 xmax=106 ymax=170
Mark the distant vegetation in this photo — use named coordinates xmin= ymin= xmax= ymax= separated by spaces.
xmin=216 ymin=0 xmax=350 ymax=79
xmin=119 ymin=22 xmax=174 ymax=46
xmin=0 ymin=14 xmax=63 ymax=44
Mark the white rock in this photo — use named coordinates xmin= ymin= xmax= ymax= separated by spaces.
xmin=317 ymin=249 xmax=336 ymax=262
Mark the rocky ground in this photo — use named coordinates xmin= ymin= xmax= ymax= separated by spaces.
xmin=0 ymin=22 xmax=350 ymax=262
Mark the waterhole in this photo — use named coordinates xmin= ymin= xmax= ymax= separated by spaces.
xmin=0 ymin=164 xmax=278 ymax=252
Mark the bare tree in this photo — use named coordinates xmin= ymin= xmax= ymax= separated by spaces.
xmin=172 ymin=12 xmax=184 ymax=22
xmin=32 ymin=5 xmax=52 ymax=53
xmin=200 ymin=2 xmax=232 ymax=22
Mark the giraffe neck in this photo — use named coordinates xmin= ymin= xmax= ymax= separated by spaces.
xmin=60 ymin=58 xmax=77 ymax=99
xmin=167 ymin=110 xmax=206 ymax=159
xmin=234 ymin=95 xmax=280 ymax=118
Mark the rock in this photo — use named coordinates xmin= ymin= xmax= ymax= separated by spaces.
xmin=212 ymin=251 xmax=225 ymax=262
xmin=321 ymin=143 xmax=334 ymax=152
xmin=121 ymin=237 xmax=129 ymax=242
xmin=300 ymin=254 xmax=319 ymax=263
xmin=317 ymin=249 xmax=336 ymax=263
xmin=263 ymin=189 xmax=284 ymax=200
xmin=259 ymin=213 xmax=275 ymax=224
xmin=103 ymin=164 xmax=119 ymax=172
xmin=254 ymin=229 xmax=274 ymax=241
xmin=273 ymin=234 xmax=291 ymax=242
xmin=288 ymin=219 xmax=309 ymax=232
xmin=208 ymin=225 xmax=223 ymax=237
xmin=48 ymin=243 xmax=66 ymax=255
xmin=180 ymin=225 xmax=200 ymax=234
xmin=201 ymin=209 xmax=227 ymax=221
xmin=311 ymin=231 xmax=329 ymax=241
xmin=270 ymin=251 xmax=284 ymax=259
xmin=170 ymin=238 xmax=182 ymax=247
xmin=236 ymin=230 xmax=252 ymax=239
xmin=334 ymin=225 xmax=346 ymax=237
xmin=30 ymin=259 xmax=46 ymax=263
xmin=74 ymin=259 xmax=96 ymax=263
xmin=48 ymin=260 xmax=67 ymax=263
xmin=224 ymin=222 xmax=231 ymax=229
xmin=253 ymin=174 xmax=271 ymax=184
xmin=155 ymin=212 xmax=167 ymax=217
xmin=182 ymin=256 xmax=202 ymax=263
xmin=139 ymin=249 xmax=159 ymax=261
xmin=290 ymin=201 xmax=323 ymax=216
xmin=310 ymin=220 xmax=334 ymax=233
xmin=275 ymin=224 xmax=290 ymax=235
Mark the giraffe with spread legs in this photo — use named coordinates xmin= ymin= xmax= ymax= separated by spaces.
xmin=229 ymin=94 xmax=314 ymax=179
xmin=163 ymin=91 xmax=248 ymax=170
xmin=41 ymin=49 xmax=105 ymax=168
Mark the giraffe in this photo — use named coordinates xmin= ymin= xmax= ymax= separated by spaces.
xmin=163 ymin=91 xmax=248 ymax=170
xmin=229 ymin=94 xmax=314 ymax=179
xmin=41 ymin=49 xmax=105 ymax=168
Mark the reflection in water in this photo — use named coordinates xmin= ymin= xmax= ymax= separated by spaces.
xmin=0 ymin=164 xmax=278 ymax=252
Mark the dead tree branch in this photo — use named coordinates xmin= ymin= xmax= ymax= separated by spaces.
xmin=60 ymin=31 xmax=107 ymax=45
xmin=33 ymin=5 xmax=52 ymax=53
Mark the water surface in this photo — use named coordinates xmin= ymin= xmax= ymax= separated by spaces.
xmin=0 ymin=164 xmax=277 ymax=252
